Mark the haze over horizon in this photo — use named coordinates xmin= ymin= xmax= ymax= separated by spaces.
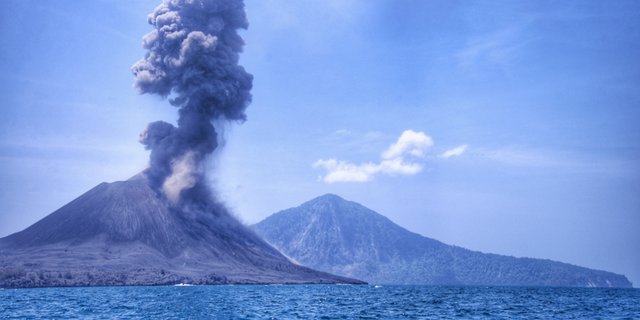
xmin=1 ymin=0 xmax=638 ymax=287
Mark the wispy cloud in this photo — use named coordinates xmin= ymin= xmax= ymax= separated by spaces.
xmin=32 ymin=3 xmax=138 ymax=43
xmin=476 ymin=146 xmax=565 ymax=168
xmin=472 ymin=146 xmax=637 ymax=176
xmin=455 ymin=26 xmax=532 ymax=75
xmin=314 ymin=130 xmax=433 ymax=183
xmin=440 ymin=145 xmax=468 ymax=159
xmin=249 ymin=0 xmax=367 ymax=53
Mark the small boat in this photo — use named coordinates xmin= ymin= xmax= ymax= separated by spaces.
xmin=174 ymin=283 xmax=194 ymax=287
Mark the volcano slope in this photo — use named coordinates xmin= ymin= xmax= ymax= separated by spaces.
xmin=0 ymin=175 xmax=363 ymax=288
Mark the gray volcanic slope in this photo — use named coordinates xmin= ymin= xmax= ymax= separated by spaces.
xmin=0 ymin=176 xmax=363 ymax=288
xmin=254 ymin=194 xmax=632 ymax=288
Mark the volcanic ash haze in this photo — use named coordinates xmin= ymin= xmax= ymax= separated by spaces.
xmin=0 ymin=0 xmax=365 ymax=287
xmin=132 ymin=0 xmax=253 ymax=206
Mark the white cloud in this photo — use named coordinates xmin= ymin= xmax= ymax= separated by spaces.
xmin=382 ymin=130 xmax=433 ymax=159
xmin=314 ymin=130 xmax=432 ymax=183
xmin=313 ymin=158 xmax=424 ymax=184
xmin=313 ymin=159 xmax=379 ymax=183
xmin=440 ymin=145 xmax=468 ymax=159
xmin=378 ymin=158 xmax=423 ymax=175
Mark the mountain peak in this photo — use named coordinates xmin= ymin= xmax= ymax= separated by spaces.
xmin=304 ymin=193 xmax=348 ymax=206
xmin=254 ymin=194 xmax=442 ymax=281
xmin=316 ymin=193 xmax=345 ymax=201
xmin=302 ymin=193 xmax=370 ymax=212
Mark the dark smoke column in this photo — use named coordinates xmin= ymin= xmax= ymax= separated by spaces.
xmin=132 ymin=0 xmax=252 ymax=204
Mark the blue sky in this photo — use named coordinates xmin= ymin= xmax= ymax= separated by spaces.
xmin=1 ymin=0 xmax=639 ymax=286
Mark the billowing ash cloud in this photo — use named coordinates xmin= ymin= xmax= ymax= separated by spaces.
xmin=132 ymin=0 xmax=252 ymax=204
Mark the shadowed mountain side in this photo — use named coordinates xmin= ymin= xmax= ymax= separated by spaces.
xmin=253 ymin=194 xmax=632 ymax=288
xmin=0 ymin=177 xmax=364 ymax=288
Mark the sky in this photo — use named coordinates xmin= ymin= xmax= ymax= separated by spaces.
xmin=1 ymin=0 xmax=639 ymax=286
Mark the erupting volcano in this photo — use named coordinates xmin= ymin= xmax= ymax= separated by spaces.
xmin=0 ymin=0 xmax=364 ymax=288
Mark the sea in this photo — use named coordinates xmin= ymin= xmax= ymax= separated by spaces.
xmin=1 ymin=285 xmax=638 ymax=319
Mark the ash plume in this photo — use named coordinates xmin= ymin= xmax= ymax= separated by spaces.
xmin=132 ymin=0 xmax=252 ymax=204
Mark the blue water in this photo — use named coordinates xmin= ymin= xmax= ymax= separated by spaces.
xmin=1 ymin=285 xmax=638 ymax=319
